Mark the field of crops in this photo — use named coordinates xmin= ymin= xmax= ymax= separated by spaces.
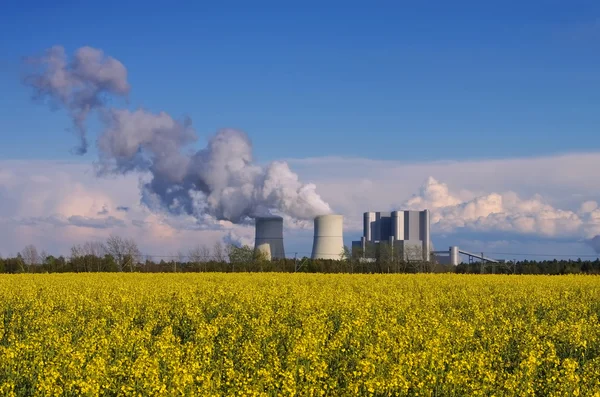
xmin=1 ymin=274 xmax=600 ymax=396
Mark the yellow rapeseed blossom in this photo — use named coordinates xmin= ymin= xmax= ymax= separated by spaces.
xmin=1 ymin=273 xmax=600 ymax=396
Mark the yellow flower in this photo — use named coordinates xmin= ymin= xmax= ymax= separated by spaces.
xmin=0 ymin=273 xmax=599 ymax=395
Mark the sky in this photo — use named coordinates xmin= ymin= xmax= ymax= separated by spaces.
xmin=0 ymin=1 xmax=599 ymax=261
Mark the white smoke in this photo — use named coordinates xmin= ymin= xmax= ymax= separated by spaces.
xmin=223 ymin=230 xmax=255 ymax=248
xmin=111 ymin=122 xmax=332 ymax=223
xmin=403 ymin=177 xmax=600 ymax=251
xmin=22 ymin=46 xmax=130 ymax=154
xmin=23 ymin=45 xmax=332 ymax=225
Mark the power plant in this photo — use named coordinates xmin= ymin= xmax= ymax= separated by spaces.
xmin=251 ymin=208 xmax=498 ymax=265
xmin=311 ymin=214 xmax=345 ymax=260
xmin=351 ymin=210 xmax=431 ymax=262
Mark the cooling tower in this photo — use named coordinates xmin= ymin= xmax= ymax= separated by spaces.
xmin=254 ymin=216 xmax=285 ymax=261
xmin=311 ymin=214 xmax=344 ymax=260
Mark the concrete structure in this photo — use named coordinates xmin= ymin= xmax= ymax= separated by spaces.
xmin=311 ymin=214 xmax=345 ymax=260
xmin=352 ymin=210 xmax=431 ymax=261
xmin=450 ymin=245 xmax=459 ymax=266
xmin=254 ymin=216 xmax=285 ymax=261
xmin=433 ymin=246 xmax=500 ymax=266
xmin=434 ymin=246 xmax=460 ymax=266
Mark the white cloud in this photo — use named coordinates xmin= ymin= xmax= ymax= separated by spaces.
xmin=1 ymin=151 xmax=600 ymax=257
xmin=288 ymin=152 xmax=600 ymax=208
xmin=401 ymin=177 xmax=596 ymax=239
xmin=0 ymin=160 xmax=255 ymax=257
xmin=288 ymin=152 xmax=600 ymax=255
xmin=580 ymin=201 xmax=599 ymax=213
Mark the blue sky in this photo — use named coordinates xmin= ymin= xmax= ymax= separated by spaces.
xmin=1 ymin=0 xmax=599 ymax=162
xmin=1 ymin=1 xmax=600 ymax=259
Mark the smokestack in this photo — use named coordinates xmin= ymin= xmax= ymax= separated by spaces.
xmin=311 ymin=214 xmax=344 ymax=260
xmin=254 ymin=216 xmax=285 ymax=261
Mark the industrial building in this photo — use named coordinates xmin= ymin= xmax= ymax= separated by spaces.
xmin=433 ymin=246 xmax=499 ymax=266
xmin=252 ymin=209 xmax=499 ymax=266
xmin=351 ymin=210 xmax=431 ymax=262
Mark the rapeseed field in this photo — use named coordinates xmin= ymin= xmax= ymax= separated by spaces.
xmin=1 ymin=273 xmax=600 ymax=396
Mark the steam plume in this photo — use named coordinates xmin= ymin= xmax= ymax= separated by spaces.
xmin=23 ymin=45 xmax=331 ymax=224
xmin=23 ymin=45 xmax=130 ymax=154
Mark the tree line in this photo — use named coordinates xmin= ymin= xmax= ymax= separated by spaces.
xmin=1 ymin=235 xmax=599 ymax=275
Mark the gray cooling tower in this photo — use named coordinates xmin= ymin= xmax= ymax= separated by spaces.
xmin=254 ymin=216 xmax=285 ymax=260
xmin=311 ymin=214 xmax=344 ymax=260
